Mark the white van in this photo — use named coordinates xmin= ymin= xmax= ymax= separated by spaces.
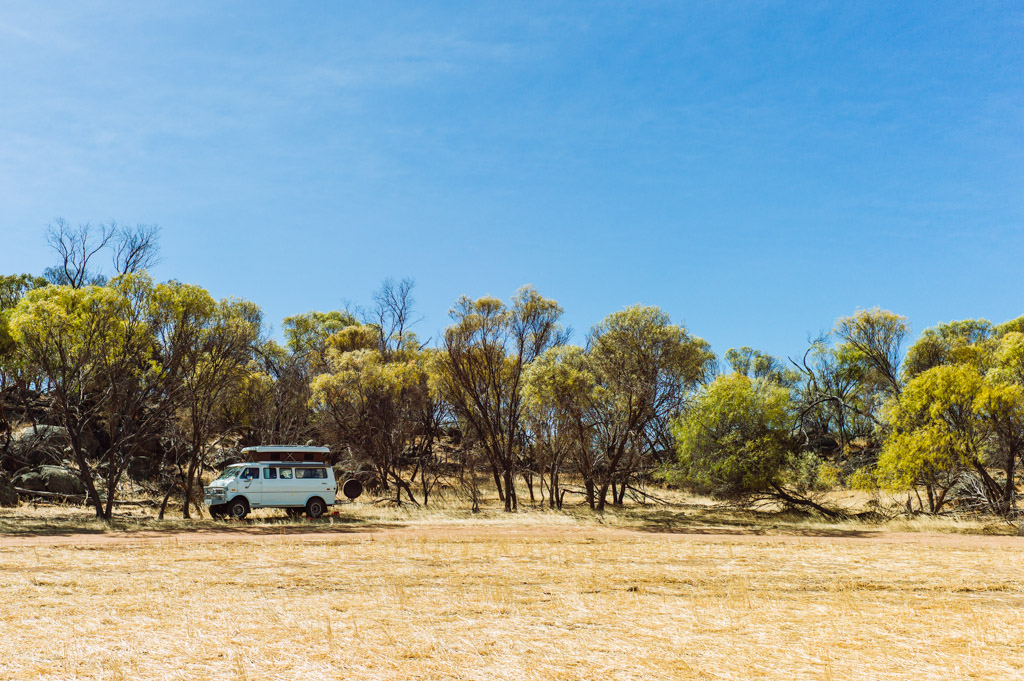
xmin=204 ymin=446 xmax=337 ymax=520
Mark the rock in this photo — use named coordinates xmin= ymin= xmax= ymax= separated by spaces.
xmin=127 ymin=454 xmax=157 ymax=482
xmin=0 ymin=478 xmax=17 ymax=507
xmin=7 ymin=424 xmax=71 ymax=469
xmin=13 ymin=465 xmax=85 ymax=496
xmin=211 ymin=447 xmax=241 ymax=470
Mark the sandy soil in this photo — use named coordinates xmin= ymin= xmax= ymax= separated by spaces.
xmin=1 ymin=522 xmax=1019 ymax=549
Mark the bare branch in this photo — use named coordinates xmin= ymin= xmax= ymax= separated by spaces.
xmin=113 ymin=223 xmax=162 ymax=275
xmin=44 ymin=219 xmax=115 ymax=288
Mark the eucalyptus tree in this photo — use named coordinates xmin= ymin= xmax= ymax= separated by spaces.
xmin=585 ymin=306 xmax=715 ymax=509
xmin=435 ymin=287 xmax=567 ymax=512
xmin=878 ymin=322 xmax=1024 ymax=514
xmin=310 ymin=280 xmax=445 ymax=505
xmin=524 ymin=306 xmax=715 ymax=510
xmin=310 ymin=322 xmax=427 ymax=504
xmin=673 ymin=373 xmax=840 ymax=517
xmin=834 ymin=308 xmax=908 ymax=396
xmin=522 ymin=345 xmax=595 ymax=508
xmin=10 ymin=274 xmax=208 ymax=519
xmin=878 ymin=365 xmax=988 ymax=513
xmin=0 ymin=274 xmax=48 ymax=443
xmin=724 ymin=347 xmax=797 ymax=386
xmin=791 ymin=309 xmax=909 ymax=466
xmin=902 ymin=319 xmax=996 ymax=380
xmin=162 ymin=296 xmax=263 ymax=519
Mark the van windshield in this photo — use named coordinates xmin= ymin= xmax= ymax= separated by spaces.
xmin=213 ymin=466 xmax=242 ymax=482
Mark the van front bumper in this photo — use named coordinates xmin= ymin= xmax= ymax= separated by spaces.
xmin=204 ymin=487 xmax=228 ymax=506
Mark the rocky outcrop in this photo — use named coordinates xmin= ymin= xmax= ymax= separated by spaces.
xmin=0 ymin=477 xmax=17 ymax=507
xmin=13 ymin=465 xmax=85 ymax=496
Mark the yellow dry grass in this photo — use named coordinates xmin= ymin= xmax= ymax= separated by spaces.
xmin=0 ymin=503 xmax=1022 ymax=680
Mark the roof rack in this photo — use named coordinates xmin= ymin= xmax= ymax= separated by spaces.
xmin=241 ymin=445 xmax=329 ymax=464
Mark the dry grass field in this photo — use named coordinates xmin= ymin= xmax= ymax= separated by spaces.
xmin=1 ymin=499 xmax=1022 ymax=680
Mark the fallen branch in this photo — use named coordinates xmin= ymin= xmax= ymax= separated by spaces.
xmin=625 ymin=484 xmax=671 ymax=505
xmin=14 ymin=487 xmax=157 ymax=507
xmin=769 ymin=483 xmax=846 ymax=519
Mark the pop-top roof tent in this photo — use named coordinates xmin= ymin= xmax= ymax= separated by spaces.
xmin=241 ymin=445 xmax=329 ymax=464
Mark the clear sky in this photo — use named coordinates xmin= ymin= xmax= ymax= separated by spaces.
xmin=1 ymin=2 xmax=1021 ymax=360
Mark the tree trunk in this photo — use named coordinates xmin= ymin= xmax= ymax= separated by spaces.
xmin=596 ymin=478 xmax=614 ymax=510
xmin=103 ymin=462 xmax=127 ymax=520
xmin=1004 ymin=446 xmax=1017 ymax=509
xmin=971 ymin=461 xmax=1008 ymax=514
xmin=158 ymin=483 xmax=175 ymax=520
xmin=549 ymin=464 xmax=559 ymax=510
xmin=182 ymin=458 xmax=198 ymax=520
xmin=615 ymin=480 xmax=627 ymax=505
xmin=502 ymin=468 xmax=515 ymax=512
xmin=491 ymin=465 xmax=505 ymax=502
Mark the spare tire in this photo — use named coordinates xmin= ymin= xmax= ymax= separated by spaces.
xmin=342 ymin=478 xmax=363 ymax=500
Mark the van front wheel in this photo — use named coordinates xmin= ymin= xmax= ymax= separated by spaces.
xmin=306 ymin=497 xmax=326 ymax=519
xmin=227 ymin=499 xmax=249 ymax=520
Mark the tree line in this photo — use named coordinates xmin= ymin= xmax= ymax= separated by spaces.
xmin=1 ymin=221 xmax=1022 ymax=520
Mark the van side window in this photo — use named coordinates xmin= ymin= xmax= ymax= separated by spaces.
xmin=242 ymin=467 xmax=259 ymax=480
xmin=296 ymin=468 xmax=327 ymax=479
xmin=279 ymin=468 xmax=293 ymax=480
xmin=263 ymin=468 xmax=277 ymax=480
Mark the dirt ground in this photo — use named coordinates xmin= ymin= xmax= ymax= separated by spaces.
xmin=1 ymin=518 xmax=1022 ymax=680
xmin=0 ymin=521 xmax=1021 ymax=549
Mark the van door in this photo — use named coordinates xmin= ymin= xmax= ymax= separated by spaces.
xmin=276 ymin=466 xmax=300 ymax=506
xmin=261 ymin=466 xmax=279 ymax=505
xmin=237 ymin=466 xmax=263 ymax=507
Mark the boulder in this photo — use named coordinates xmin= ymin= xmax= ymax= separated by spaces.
xmin=0 ymin=478 xmax=17 ymax=507
xmin=211 ymin=447 xmax=242 ymax=470
xmin=13 ymin=465 xmax=85 ymax=496
xmin=127 ymin=454 xmax=158 ymax=482
xmin=7 ymin=424 xmax=71 ymax=469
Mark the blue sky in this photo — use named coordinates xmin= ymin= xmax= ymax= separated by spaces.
xmin=1 ymin=1 xmax=1022 ymax=359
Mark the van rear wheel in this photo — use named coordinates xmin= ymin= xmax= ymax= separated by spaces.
xmin=305 ymin=497 xmax=326 ymax=519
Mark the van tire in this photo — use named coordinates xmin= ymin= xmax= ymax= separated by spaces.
xmin=305 ymin=497 xmax=326 ymax=519
xmin=227 ymin=498 xmax=249 ymax=520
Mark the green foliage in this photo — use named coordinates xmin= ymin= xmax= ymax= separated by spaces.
xmin=724 ymin=346 xmax=797 ymax=386
xmin=589 ymin=305 xmax=715 ymax=399
xmin=0 ymin=274 xmax=48 ymax=310
xmin=521 ymin=305 xmax=715 ymax=509
xmin=903 ymin=319 xmax=995 ymax=380
xmin=282 ymin=310 xmax=358 ymax=356
xmin=9 ymin=273 xmax=264 ymax=519
xmin=834 ymin=308 xmax=908 ymax=394
xmin=435 ymin=286 xmax=567 ymax=511
xmin=522 ymin=345 xmax=596 ymax=414
xmin=877 ymin=365 xmax=983 ymax=509
xmin=847 ymin=466 xmax=877 ymax=492
xmin=672 ymin=374 xmax=797 ymax=500
xmin=0 ymin=274 xmax=51 ymax=385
